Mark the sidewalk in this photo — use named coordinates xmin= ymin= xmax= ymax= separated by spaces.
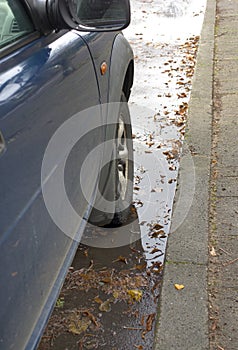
xmin=154 ymin=0 xmax=238 ymax=349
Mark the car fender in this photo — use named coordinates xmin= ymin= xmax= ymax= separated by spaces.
xmin=108 ymin=33 xmax=134 ymax=104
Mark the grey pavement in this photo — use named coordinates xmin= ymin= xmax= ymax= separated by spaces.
xmin=154 ymin=0 xmax=238 ymax=349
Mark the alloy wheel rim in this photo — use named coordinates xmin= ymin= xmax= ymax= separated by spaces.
xmin=117 ymin=115 xmax=129 ymax=201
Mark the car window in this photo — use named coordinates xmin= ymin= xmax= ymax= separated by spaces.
xmin=0 ymin=0 xmax=34 ymax=49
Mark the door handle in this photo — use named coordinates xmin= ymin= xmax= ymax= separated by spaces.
xmin=0 ymin=132 xmax=6 ymax=155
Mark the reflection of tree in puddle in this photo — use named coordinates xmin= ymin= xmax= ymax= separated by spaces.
xmin=163 ymin=0 xmax=191 ymax=17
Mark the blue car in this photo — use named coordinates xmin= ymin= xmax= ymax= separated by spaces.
xmin=0 ymin=1 xmax=134 ymax=348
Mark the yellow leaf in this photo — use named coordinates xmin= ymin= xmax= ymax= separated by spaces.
xmin=174 ymin=284 xmax=185 ymax=290
xmin=127 ymin=289 xmax=143 ymax=301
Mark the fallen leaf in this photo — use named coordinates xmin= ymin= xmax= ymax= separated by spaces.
xmin=174 ymin=284 xmax=185 ymax=290
xmin=151 ymin=187 xmax=163 ymax=193
xmin=146 ymin=313 xmax=155 ymax=332
xmin=149 ymin=247 xmax=161 ymax=254
xmin=135 ymin=263 xmax=147 ymax=270
xmin=94 ymin=296 xmax=103 ymax=304
xmin=151 ymin=223 xmax=163 ymax=231
xmin=210 ymin=246 xmax=217 ymax=257
xmin=127 ymin=289 xmax=143 ymax=302
xmin=168 ymin=179 xmax=176 ymax=184
xmin=151 ymin=230 xmax=164 ymax=238
xmin=68 ymin=315 xmax=91 ymax=335
xmin=146 ymin=141 xmax=154 ymax=147
xmin=99 ymin=299 xmax=111 ymax=312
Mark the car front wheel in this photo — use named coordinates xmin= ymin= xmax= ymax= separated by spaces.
xmin=89 ymin=92 xmax=134 ymax=227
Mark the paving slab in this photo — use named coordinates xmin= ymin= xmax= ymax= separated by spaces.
xmin=154 ymin=263 xmax=209 ymax=350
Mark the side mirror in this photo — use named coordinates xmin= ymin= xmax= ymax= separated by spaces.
xmin=47 ymin=0 xmax=131 ymax=32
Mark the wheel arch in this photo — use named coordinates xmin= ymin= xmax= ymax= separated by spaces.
xmin=108 ymin=33 xmax=134 ymax=103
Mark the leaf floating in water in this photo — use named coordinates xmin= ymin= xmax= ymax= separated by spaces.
xmin=150 ymin=247 xmax=161 ymax=254
xmin=151 ymin=223 xmax=164 ymax=231
xmin=151 ymin=230 xmax=165 ymax=238
xmin=135 ymin=262 xmax=147 ymax=271
xmin=151 ymin=186 xmax=163 ymax=193
xmin=68 ymin=314 xmax=91 ymax=335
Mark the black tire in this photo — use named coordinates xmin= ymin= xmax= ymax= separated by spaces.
xmin=109 ymin=93 xmax=133 ymax=226
xmin=89 ymin=92 xmax=133 ymax=227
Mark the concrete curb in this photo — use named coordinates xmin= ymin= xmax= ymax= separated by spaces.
xmin=154 ymin=0 xmax=216 ymax=349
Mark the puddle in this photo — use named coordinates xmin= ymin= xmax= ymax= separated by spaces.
xmin=123 ymin=0 xmax=207 ymax=266
xmin=38 ymin=226 xmax=163 ymax=350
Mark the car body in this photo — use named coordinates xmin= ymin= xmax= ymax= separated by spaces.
xmin=0 ymin=1 xmax=134 ymax=349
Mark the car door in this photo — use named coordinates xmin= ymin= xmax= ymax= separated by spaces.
xmin=0 ymin=1 xmax=103 ymax=349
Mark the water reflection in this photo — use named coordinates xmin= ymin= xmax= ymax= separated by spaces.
xmin=163 ymin=0 xmax=192 ymax=17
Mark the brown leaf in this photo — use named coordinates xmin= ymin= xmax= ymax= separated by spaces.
xmin=151 ymin=230 xmax=164 ymax=238
xmin=146 ymin=313 xmax=155 ymax=332
xmin=140 ymin=315 xmax=145 ymax=326
xmin=150 ymin=247 xmax=161 ymax=254
xmin=135 ymin=263 xmax=147 ymax=271
xmin=151 ymin=223 xmax=163 ymax=231
xmin=94 ymin=296 xmax=103 ymax=304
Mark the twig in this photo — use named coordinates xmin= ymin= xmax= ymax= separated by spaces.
xmin=86 ymin=260 xmax=94 ymax=272
xmin=123 ymin=326 xmax=143 ymax=330
xmin=219 ymin=247 xmax=231 ymax=256
xmin=217 ymin=345 xmax=224 ymax=350
xmin=223 ymin=257 xmax=238 ymax=267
